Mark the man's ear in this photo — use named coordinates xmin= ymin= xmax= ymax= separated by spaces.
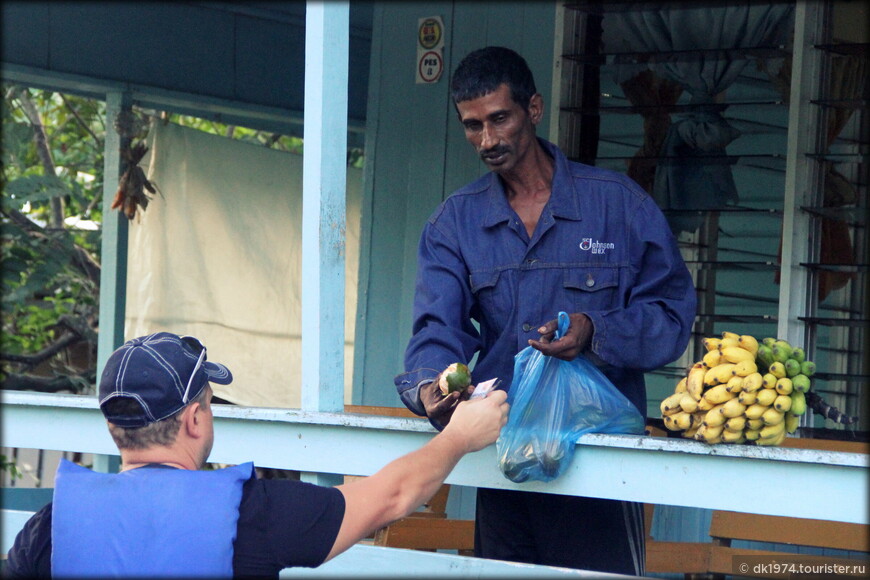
xmin=182 ymin=403 xmax=204 ymax=437
xmin=528 ymin=93 xmax=544 ymax=125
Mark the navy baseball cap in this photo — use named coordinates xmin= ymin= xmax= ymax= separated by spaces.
xmin=99 ymin=332 xmax=232 ymax=427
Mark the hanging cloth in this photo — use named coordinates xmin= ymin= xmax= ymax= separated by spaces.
xmin=52 ymin=459 xmax=253 ymax=578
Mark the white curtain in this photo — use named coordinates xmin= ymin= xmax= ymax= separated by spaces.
xmin=126 ymin=122 xmax=361 ymax=408
xmin=607 ymin=2 xmax=794 ymax=233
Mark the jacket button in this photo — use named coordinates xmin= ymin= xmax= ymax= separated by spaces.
xmin=586 ymin=274 xmax=595 ymax=288
xmin=522 ymin=323 xmax=532 ymax=332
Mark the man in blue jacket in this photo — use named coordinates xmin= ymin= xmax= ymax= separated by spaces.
xmin=394 ymin=46 xmax=696 ymax=574
xmin=6 ymin=332 xmax=508 ymax=577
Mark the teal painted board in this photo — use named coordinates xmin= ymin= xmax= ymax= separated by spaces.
xmin=0 ymin=488 xmax=53 ymax=513
xmin=355 ymin=0 xmax=559 ymax=407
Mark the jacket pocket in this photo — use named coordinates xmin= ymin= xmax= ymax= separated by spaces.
xmin=470 ymin=269 xmax=512 ymax=326
xmin=564 ymin=267 xmax=621 ymax=311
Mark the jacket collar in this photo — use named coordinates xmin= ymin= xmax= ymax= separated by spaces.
xmin=482 ymin=138 xmax=582 ymax=228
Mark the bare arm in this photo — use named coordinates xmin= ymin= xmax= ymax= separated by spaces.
xmin=325 ymin=390 xmax=509 ymax=561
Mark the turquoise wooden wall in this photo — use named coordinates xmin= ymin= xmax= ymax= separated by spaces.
xmin=353 ymin=0 xmax=557 ymax=406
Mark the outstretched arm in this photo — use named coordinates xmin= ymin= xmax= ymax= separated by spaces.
xmin=325 ymin=391 xmax=509 ymax=561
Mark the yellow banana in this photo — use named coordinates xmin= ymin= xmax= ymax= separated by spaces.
xmin=721 ymin=331 xmax=740 ymax=340
xmin=696 ymin=423 xmax=724 ymax=443
xmin=773 ymin=394 xmax=792 ymax=413
xmin=697 ymin=397 xmax=715 ymax=412
xmin=682 ymin=425 xmax=700 ymax=439
xmin=672 ymin=411 xmax=693 ymax=431
xmin=756 ymin=429 xmax=786 ymax=447
xmin=704 ymin=364 xmax=736 ymax=386
xmin=703 ymin=406 xmax=727 ymax=427
xmin=720 ymin=398 xmax=746 ymax=419
xmin=674 ymin=376 xmax=688 ymax=394
xmin=703 ymin=384 xmax=734 ymax=405
xmin=775 ymin=377 xmax=793 ymax=395
xmin=721 ymin=429 xmax=745 ymax=444
xmin=724 ymin=415 xmax=746 ymax=432
xmin=738 ymin=334 xmax=759 ymax=355
xmin=662 ymin=414 xmax=679 ymax=431
xmin=679 ymin=393 xmax=699 ymax=414
xmin=762 ymin=407 xmax=785 ymax=426
xmin=755 ymin=388 xmax=778 ymax=407
xmin=703 ymin=337 xmax=722 ymax=351
xmin=719 ymin=336 xmax=740 ymax=350
xmin=720 ymin=346 xmax=755 ymax=364
xmin=785 ymin=413 xmax=800 ymax=434
xmin=690 ymin=412 xmax=705 ymax=430
xmin=738 ymin=390 xmax=758 ymax=405
xmin=744 ymin=428 xmax=761 ymax=441
xmin=733 ymin=359 xmax=758 ymax=377
xmin=745 ymin=403 xmax=769 ymax=420
xmin=746 ymin=418 xmax=764 ymax=430
xmin=761 ymin=373 xmax=778 ymax=389
xmin=703 ymin=350 xmax=723 ymax=368
xmin=759 ymin=421 xmax=785 ymax=439
xmin=742 ymin=372 xmax=763 ymax=393
xmin=769 ymin=361 xmax=786 ymax=379
xmin=660 ymin=392 xmax=684 ymax=416
xmin=725 ymin=376 xmax=744 ymax=393
xmin=687 ymin=363 xmax=706 ymax=401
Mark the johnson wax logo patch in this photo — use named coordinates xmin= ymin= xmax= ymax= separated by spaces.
xmin=579 ymin=238 xmax=615 ymax=255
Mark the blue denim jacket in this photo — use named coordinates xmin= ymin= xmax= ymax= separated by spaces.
xmin=395 ymin=139 xmax=696 ymax=426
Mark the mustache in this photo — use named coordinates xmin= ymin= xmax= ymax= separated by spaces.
xmin=480 ymin=146 xmax=510 ymax=160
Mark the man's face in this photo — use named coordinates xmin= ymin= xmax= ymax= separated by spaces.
xmin=456 ymin=83 xmax=541 ymax=175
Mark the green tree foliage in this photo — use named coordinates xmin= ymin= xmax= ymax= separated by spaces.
xmin=2 ymin=86 xmax=104 ymax=393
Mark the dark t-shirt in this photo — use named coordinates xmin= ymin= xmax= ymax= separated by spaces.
xmin=4 ymin=469 xmax=346 ymax=577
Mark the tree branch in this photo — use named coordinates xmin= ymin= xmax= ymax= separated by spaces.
xmin=60 ymin=93 xmax=102 ymax=148
xmin=17 ymin=89 xmax=65 ymax=228
xmin=2 ymin=207 xmax=101 ymax=285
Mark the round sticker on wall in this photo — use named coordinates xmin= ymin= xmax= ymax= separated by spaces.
xmin=419 ymin=17 xmax=442 ymax=49
xmin=418 ymin=50 xmax=444 ymax=83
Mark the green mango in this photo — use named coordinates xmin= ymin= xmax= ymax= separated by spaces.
xmin=439 ymin=362 xmax=471 ymax=395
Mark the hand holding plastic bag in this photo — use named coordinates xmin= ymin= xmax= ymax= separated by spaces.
xmin=497 ymin=312 xmax=645 ymax=483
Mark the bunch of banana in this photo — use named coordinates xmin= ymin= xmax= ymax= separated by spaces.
xmin=754 ymin=336 xmax=815 ymax=440
xmin=660 ymin=331 xmax=812 ymax=447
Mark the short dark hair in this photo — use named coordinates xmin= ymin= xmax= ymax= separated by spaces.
xmin=450 ymin=46 xmax=538 ymax=111
xmin=106 ymin=385 xmax=211 ymax=450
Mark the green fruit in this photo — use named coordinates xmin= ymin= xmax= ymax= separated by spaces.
xmin=772 ymin=342 xmax=792 ymax=363
xmin=439 ymin=363 xmax=471 ymax=395
xmin=800 ymin=360 xmax=816 ymax=377
xmin=762 ymin=337 xmax=777 ymax=347
xmin=784 ymin=358 xmax=801 ymax=377
xmin=756 ymin=344 xmax=775 ymax=368
xmin=791 ymin=347 xmax=806 ymax=363
xmin=790 ymin=391 xmax=807 ymax=415
xmin=792 ymin=374 xmax=811 ymax=393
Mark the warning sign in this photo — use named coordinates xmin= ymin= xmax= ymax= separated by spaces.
xmin=416 ymin=16 xmax=445 ymax=84
xmin=418 ymin=50 xmax=443 ymax=83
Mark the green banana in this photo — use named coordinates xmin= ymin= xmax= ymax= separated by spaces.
xmin=790 ymin=391 xmax=807 ymax=415
xmin=773 ymin=340 xmax=793 ymax=362
xmin=792 ymin=374 xmax=811 ymax=393
xmin=755 ymin=344 xmax=775 ymax=368
xmin=800 ymin=360 xmax=816 ymax=377
xmin=762 ymin=337 xmax=777 ymax=347
xmin=791 ymin=347 xmax=805 ymax=363
xmin=784 ymin=358 xmax=802 ymax=378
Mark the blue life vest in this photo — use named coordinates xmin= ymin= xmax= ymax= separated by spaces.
xmin=51 ymin=459 xmax=253 ymax=577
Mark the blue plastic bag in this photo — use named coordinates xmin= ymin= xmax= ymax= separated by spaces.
xmin=496 ymin=312 xmax=645 ymax=483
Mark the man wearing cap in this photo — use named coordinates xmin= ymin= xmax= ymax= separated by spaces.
xmin=5 ymin=332 xmax=509 ymax=578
